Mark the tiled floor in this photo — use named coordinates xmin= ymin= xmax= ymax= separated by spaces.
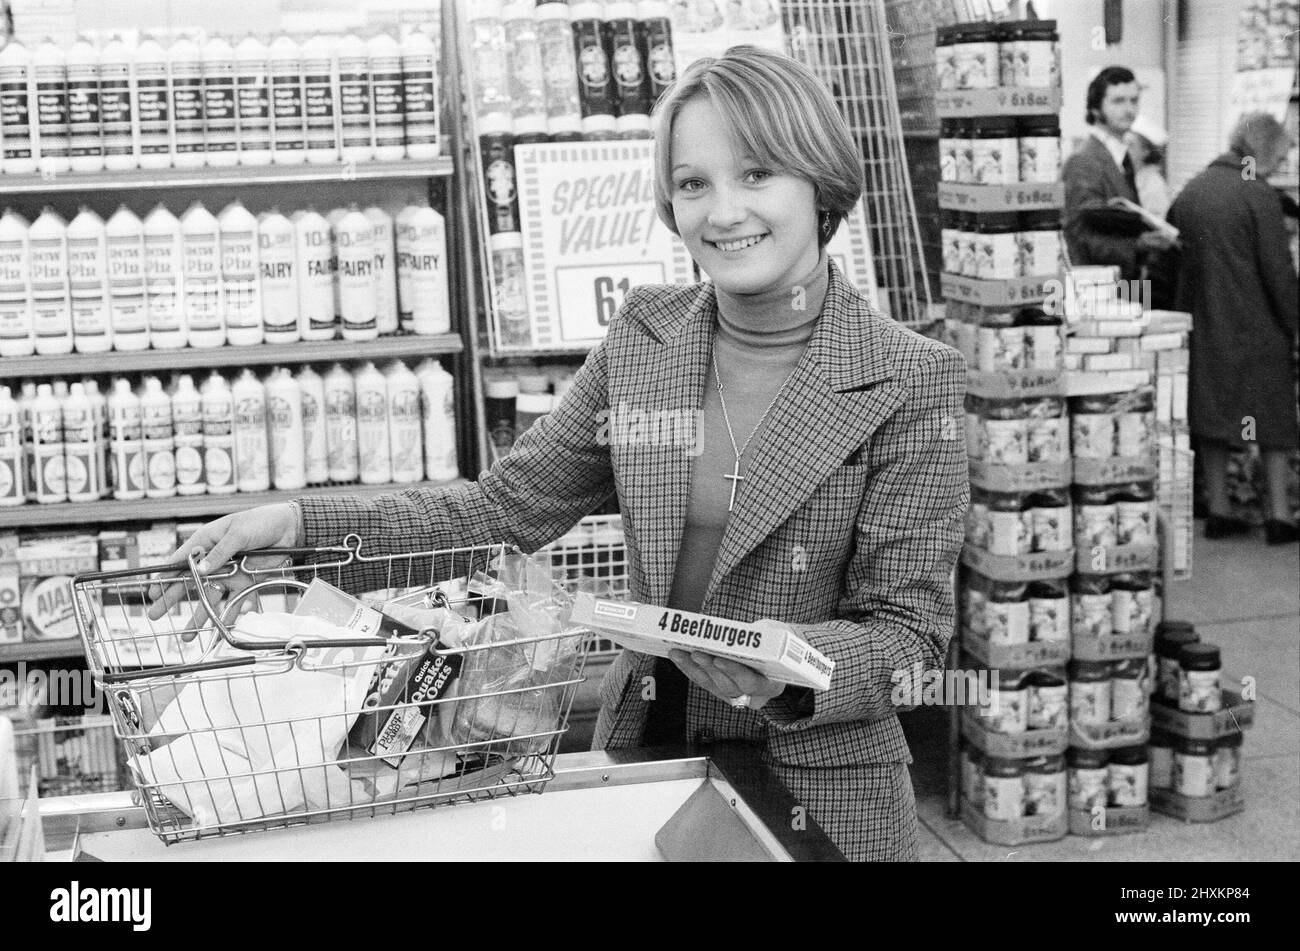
xmin=905 ymin=526 xmax=1300 ymax=862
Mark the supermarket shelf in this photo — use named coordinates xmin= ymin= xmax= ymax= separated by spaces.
xmin=0 ymin=640 xmax=84 ymax=662
xmin=0 ymin=478 xmax=466 ymax=528
xmin=0 ymin=157 xmax=454 ymax=194
xmin=0 ymin=334 xmax=462 ymax=380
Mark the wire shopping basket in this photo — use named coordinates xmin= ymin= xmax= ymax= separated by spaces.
xmin=70 ymin=535 xmax=593 ymax=845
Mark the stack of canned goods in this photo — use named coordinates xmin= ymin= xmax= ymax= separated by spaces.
xmin=940 ymin=211 xmax=1065 ymax=281
xmin=1150 ymin=730 xmax=1241 ymax=798
xmin=1070 ymin=572 xmax=1158 ymax=640
xmin=1072 ymin=482 xmax=1157 ymax=550
xmin=935 ymin=20 xmax=1060 ymax=92
xmin=963 ymin=749 xmax=1067 ymax=823
xmin=939 ymin=116 xmax=1062 ymax=185
xmin=1068 ymin=658 xmax=1152 ymax=727
xmin=966 ymin=487 xmax=1072 ymax=555
xmin=1152 ymin=621 xmax=1223 ymax=712
xmin=965 ymin=396 xmax=1069 ymax=465
xmin=973 ymin=668 xmax=1069 ymax=733
xmin=1067 ymin=745 xmax=1149 ymax=810
xmin=963 ymin=575 xmax=1071 ymax=647
xmin=1070 ymin=389 xmax=1156 ymax=461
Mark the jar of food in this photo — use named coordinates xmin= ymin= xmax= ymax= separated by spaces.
xmin=939 ymin=118 xmax=960 ymax=183
xmin=1071 ymin=573 xmax=1114 ymax=640
xmin=1026 ymin=669 xmax=1069 ymax=730
xmin=1004 ymin=18 xmax=1059 ymax=88
xmin=1115 ymin=387 xmax=1155 ymax=458
xmin=1024 ymin=753 xmax=1066 ymax=819
xmin=1154 ymin=621 xmax=1199 ymax=705
xmin=961 ymin=744 xmax=984 ymax=808
xmin=974 ymin=211 xmax=1021 ymax=279
xmin=972 ymin=118 xmax=1020 ymax=186
xmin=1018 ymin=115 xmax=1061 ymax=183
xmin=1070 ymin=393 xmax=1120 ymax=459
xmin=1022 ymin=309 xmax=1063 ymax=372
xmin=976 ymin=315 xmax=1028 ymax=372
xmin=1028 ymin=579 xmax=1070 ymax=642
xmin=935 ymin=25 xmax=961 ymax=91
xmin=1179 ymin=642 xmax=1223 ymax=713
xmin=983 ymin=672 xmax=1029 ymax=734
xmin=956 ymin=21 xmax=1000 ymax=90
xmin=955 ymin=121 xmax=975 ymax=185
xmin=1017 ymin=209 xmax=1064 ymax=278
xmin=985 ymin=579 xmax=1030 ymax=646
xmin=1213 ymin=733 xmax=1242 ymax=790
xmin=1107 ymin=744 xmax=1149 ymax=807
xmin=965 ymin=485 xmax=991 ymax=549
xmin=1110 ymin=571 xmax=1155 ymax=638
xmin=1067 ymin=746 xmax=1109 ymax=810
xmin=982 ymin=756 xmax=1026 ymax=820
xmin=1114 ymin=481 xmax=1156 ymax=547
xmin=1073 ymin=485 xmax=1118 ymax=552
xmin=1026 ymin=487 xmax=1072 ymax=553
xmin=1148 ymin=729 xmax=1175 ymax=789
xmin=941 ymin=208 xmax=962 ymax=274
xmin=1110 ymin=657 xmax=1149 ymax=722
xmin=987 ymin=490 xmax=1030 ymax=555
xmin=1173 ymin=736 xmax=1215 ymax=798
xmin=1069 ymin=658 xmax=1112 ymax=726
xmin=962 ymin=572 xmax=988 ymax=639
xmin=981 ymin=398 xmax=1029 ymax=465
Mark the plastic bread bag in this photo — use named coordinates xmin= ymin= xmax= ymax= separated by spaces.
xmin=437 ymin=551 xmax=586 ymax=757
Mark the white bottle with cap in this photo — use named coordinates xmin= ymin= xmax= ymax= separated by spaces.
xmin=67 ymin=207 xmax=112 ymax=353
xmin=171 ymin=373 xmax=205 ymax=495
xmin=0 ymin=386 xmax=25 ymax=505
xmin=336 ymin=34 xmax=373 ymax=162
xmin=323 ymin=362 xmax=358 ymax=482
xmin=0 ymin=40 xmax=38 ymax=174
xmin=31 ymin=383 xmax=67 ymax=503
xmin=258 ymin=209 xmax=298 ymax=342
xmin=169 ymin=36 xmax=206 ymax=167
xmin=368 ymin=33 xmax=406 ymax=162
xmin=266 ymin=367 xmax=306 ymax=490
xmin=301 ymin=34 xmax=339 ymax=165
xmin=231 ymin=367 xmax=269 ymax=492
xmin=140 ymin=376 xmax=176 ymax=498
xmin=400 ymin=27 xmax=439 ymax=159
xmin=0 ymin=210 xmax=34 ymax=357
xmin=295 ymin=208 xmax=335 ymax=340
xmin=33 ymin=40 xmax=72 ymax=175
xmin=66 ymin=38 xmax=105 ymax=173
xmin=200 ymin=371 xmax=236 ymax=494
xmin=201 ymin=35 xmax=238 ymax=167
xmin=385 ymin=360 xmax=423 ymax=483
xmin=84 ymin=378 xmax=110 ymax=497
xmin=269 ymin=34 xmax=307 ymax=165
xmin=295 ymin=365 xmax=329 ymax=485
xmin=28 ymin=208 xmax=73 ymax=356
xmin=181 ymin=201 xmax=224 ymax=347
xmin=364 ymin=206 xmax=398 ymax=335
xmin=62 ymin=382 xmax=101 ymax=502
xmin=108 ymin=378 xmax=145 ymax=500
xmin=336 ymin=205 xmax=378 ymax=341
xmin=134 ymin=37 xmax=172 ymax=169
xmin=415 ymin=358 xmax=458 ymax=481
xmin=105 ymin=205 xmax=149 ymax=351
xmin=98 ymin=37 xmax=137 ymax=170
xmin=218 ymin=200 xmax=262 ymax=345
xmin=143 ymin=203 xmax=186 ymax=348
xmin=398 ymin=202 xmax=449 ymax=335
xmin=234 ymin=35 xmax=272 ymax=166
xmin=354 ymin=361 xmax=390 ymax=484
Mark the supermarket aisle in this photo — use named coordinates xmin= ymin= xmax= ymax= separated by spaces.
xmin=906 ymin=528 xmax=1300 ymax=861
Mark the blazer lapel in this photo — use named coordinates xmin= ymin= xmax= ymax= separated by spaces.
xmin=701 ymin=263 xmax=905 ymax=608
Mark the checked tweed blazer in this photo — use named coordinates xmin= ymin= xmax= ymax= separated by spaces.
xmin=299 ymin=260 xmax=969 ymax=771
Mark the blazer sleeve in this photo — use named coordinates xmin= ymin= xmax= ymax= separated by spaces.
xmin=1248 ymin=182 xmax=1300 ymax=337
xmin=760 ymin=346 xmax=969 ymax=730
xmin=295 ymin=308 xmax=622 ymax=593
xmin=1063 ymin=151 xmax=1140 ymax=276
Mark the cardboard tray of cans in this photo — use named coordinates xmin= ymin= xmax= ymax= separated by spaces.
xmin=941 ymin=274 xmax=1055 ymax=307
xmin=966 ymin=369 xmax=1066 ymax=400
xmin=969 ymin=459 xmax=1072 ymax=493
xmin=934 ymin=87 xmax=1064 ymax=118
xmin=1072 ymin=456 xmax=1158 ymax=486
xmin=963 ymin=622 xmax=1071 ymax=670
xmin=962 ymin=544 xmax=1074 ymax=582
xmin=1067 ymin=804 xmax=1150 ymax=836
xmin=938 ymin=182 xmax=1065 ymax=212
xmin=1149 ymin=691 xmax=1255 ymax=740
xmin=1074 ymin=544 xmax=1158 ymax=574
xmin=961 ymin=708 xmax=1068 ymax=758
xmin=1070 ymin=630 xmax=1154 ymax=662
xmin=1069 ymin=716 xmax=1150 ymax=750
xmin=1150 ymin=785 xmax=1245 ymax=823
xmin=961 ymin=799 xmax=1068 ymax=846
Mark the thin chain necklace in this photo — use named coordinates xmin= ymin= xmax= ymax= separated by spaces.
xmin=711 ymin=347 xmax=792 ymax=513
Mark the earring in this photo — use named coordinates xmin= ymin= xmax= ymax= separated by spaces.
xmin=820 ymin=210 xmax=834 ymax=242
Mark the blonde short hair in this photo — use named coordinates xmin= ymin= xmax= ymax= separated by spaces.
xmin=651 ymin=45 xmax=864 ymax=245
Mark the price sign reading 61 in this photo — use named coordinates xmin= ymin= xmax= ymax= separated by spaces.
xmin=555 ymin=262 xmax=666 ymax=344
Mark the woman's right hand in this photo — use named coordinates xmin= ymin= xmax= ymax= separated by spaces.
xmin=145 ymin=502 xmax=301 ymax=622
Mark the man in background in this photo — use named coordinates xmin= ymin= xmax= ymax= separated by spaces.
xmin=1063 ymin=66 xmax=1177 ymax=280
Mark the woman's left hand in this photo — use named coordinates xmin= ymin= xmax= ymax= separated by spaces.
xmin=668 ymin=650 xmax=785 ymax=710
